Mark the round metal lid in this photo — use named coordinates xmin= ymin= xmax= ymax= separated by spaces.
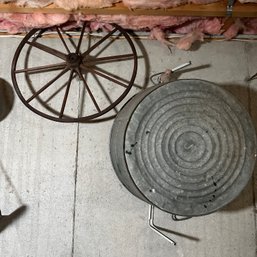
xmin=124 ymin=79 xmax=257 ymax=216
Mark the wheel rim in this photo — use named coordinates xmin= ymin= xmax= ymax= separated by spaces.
xmin=11 ymin=23 xmax=138 ymax=122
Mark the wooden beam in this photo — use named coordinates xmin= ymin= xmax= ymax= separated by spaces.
xmin=0 ymin=1 xmax=256 ymax=17
xmin=233 ymin=2 xmax=257 ymax=17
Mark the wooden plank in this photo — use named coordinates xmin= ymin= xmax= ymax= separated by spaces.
xmin=233 ymin=2 xmax=257 ymax=17
xmin=0 ymin=1 xmax=256 ymax=17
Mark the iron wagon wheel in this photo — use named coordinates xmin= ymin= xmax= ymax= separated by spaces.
xmin=11 ymin=23 xmax=138 ymax=122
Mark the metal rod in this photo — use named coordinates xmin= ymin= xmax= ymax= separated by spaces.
xmin=27 ymin=41 xmax=67 ymax=60
xmin=171 ymin=61 xmax=192 ymax=72
xmin=81 ymin=64 xmax=128 ymax=88
xmin=56 ymin=27 xmax=71 ymax=54
xmin=26 ymin=68 xmax=69 ymax=103
xmin=88 ymin=65 xmax=132 ymax=86
xmin=85 ymin=54 xmax=135 ymax=66
xmin=59 ymin=70 xmax=74 ymax=118
xmin=82 ymin=27 xmax=118 ymax=58
xmin=91 ymin=72 xmax=118 ymax=114
xmin=44 ymin=73 xmax=77 ymax=103
xmin=76 ymin=22 xmax=86 ymax=54
xmin=76 ymin=68 xmax=101 ymax=113
xmin=60 ymin=28 xmax=77 ymax=51
xmin=148 ymin=205 xmax=176 ymax=245
xmin=15 ymin=62 xmax=67 ymax=74
xmin=226 ymin=0 xmax=235 ymax=16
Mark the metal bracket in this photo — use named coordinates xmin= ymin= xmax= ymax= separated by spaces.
xmin=227 ymin=0 xmax=235 ymax=17
xmin=148 ymin=205 xmax=177 ymax=245
xmin=171 ymin=214 xmax=192 ymax=221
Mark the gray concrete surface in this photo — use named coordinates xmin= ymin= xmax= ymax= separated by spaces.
xmin=0 ymin=35 xmax=256 ymax=257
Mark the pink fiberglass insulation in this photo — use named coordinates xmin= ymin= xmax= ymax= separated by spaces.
xmin=150 ymin=27 xmax=174 ymax=46
xmin=123 ymin=0 xmax=220 ymax=9
xmin=176 ymin=30 xmax=204 ymax=50
xmin=17 ymin=0 xmax=52 ymax=7
xmin=0 ymin=13 xmax=196 ymax=33
xmin=0 ymin=0 xmax=52 ymax=6
xmin=122 ymin=0 xmax=188 ymax=9
xmin=238 ymin=0 xmax=257 ymax=3
xmin=223 ymin=19 xmax=245 ymax=39
xmin=54 ymin=0 xmax=121 ymax=10
xmin=0 ymin=0 xmax=121 ymax=8
xmin=0 ymin=13 xmax=257 ymax=50
xmin=80 ymin=15 xmax=221 ymax=50
xmin=0 ymin=0 xmax=256 ymax=8
xmin=243 ymin=18 xmax=257 ymax=34
xmin=0 ymin=0 xmax=16 ymax=3
xmin=188 ymin=0 xmax=219 ymax=4
xmin=0 ymin=13 xmax=70 ymax=33
xmin=173 ymin=17 xmax=223 ymax=35
xmin=79 ymin=14 xmax=197 ymax=30
xmin=221 ymin=18 xmax=257 ymax=39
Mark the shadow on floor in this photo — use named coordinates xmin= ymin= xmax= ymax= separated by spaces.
xmin=217 ymin=83 xmax=257 ymax=213
xmin=82 ymin=32 xmax=151 ymax=123
xmin=219 ymin=179 xmax=254 ymax=213
xmin=0 ymin=205 xmax=27 ymax=233
xmin=0 ymin=78 xmax=15 ymax=121
xmin=169 ymin=64 xmax=211 ymax=81
xmin=155 ymin=225 xmax=200 ymax=242
xmin=0 ymin=160 xmax=23 ymax=205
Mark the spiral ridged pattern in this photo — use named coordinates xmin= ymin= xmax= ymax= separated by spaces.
xmin=124 ymin=80 xmax=256 ymax=216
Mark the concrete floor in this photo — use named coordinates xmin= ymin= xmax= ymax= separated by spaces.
xmin=0 ymin=35 xmax=256 ymax=257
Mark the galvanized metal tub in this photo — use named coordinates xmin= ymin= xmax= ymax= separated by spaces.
xmin=110 ymin=79 xmax=257 ymax=216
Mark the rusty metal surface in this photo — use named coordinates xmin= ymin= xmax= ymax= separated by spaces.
xmin=11 ymin=23 xmax=138 ymax=122
xmin=110 ymin=79 xmax=257 ymax=216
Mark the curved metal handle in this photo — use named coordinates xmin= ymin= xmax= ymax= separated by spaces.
xmin=148 ymin=205 xmax=177 ymax=245
xmin=171 ymin=214 xmax=192 ymax=221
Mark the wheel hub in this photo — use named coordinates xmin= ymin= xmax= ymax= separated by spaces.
xmin=67 ymin=53 xmax=82 ymax=68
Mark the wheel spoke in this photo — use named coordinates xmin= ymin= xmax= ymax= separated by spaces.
xmin=76 ymin=68 xmax=101 ymax=113
xmin=76 ymin=22 xmax=86 ymax=54
xmin=91 ymin=73 xmax=118 ymax=114
xmin=27 ymin=41 xmax=67 ymax=60
xmin=26 ymin=68 xmax=69 ymax=103
xmin=82 ymin=27 xmax=118 ymax=58
xmin=15 ymin=62 xmax=67 ymax=74
xmin=59 ymin=70 xmax=74 ymax=118
xmin=45 ymin=73 xmax=77 ymax=103
xmin=56 ymin=27 xmax=71 ymax=54
xmin=59 ymin=28 xmax=77 ymax=51
xmin=80 ymin=64 xmax=128 ymax=88
xmin=94 ymin=34 xmax=121 ymax=58
xmin=84 ymin=54 xmax=135 ymax=66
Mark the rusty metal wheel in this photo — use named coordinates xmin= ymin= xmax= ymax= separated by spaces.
xmin=11 ymin=23 xmax=138 ymax=122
